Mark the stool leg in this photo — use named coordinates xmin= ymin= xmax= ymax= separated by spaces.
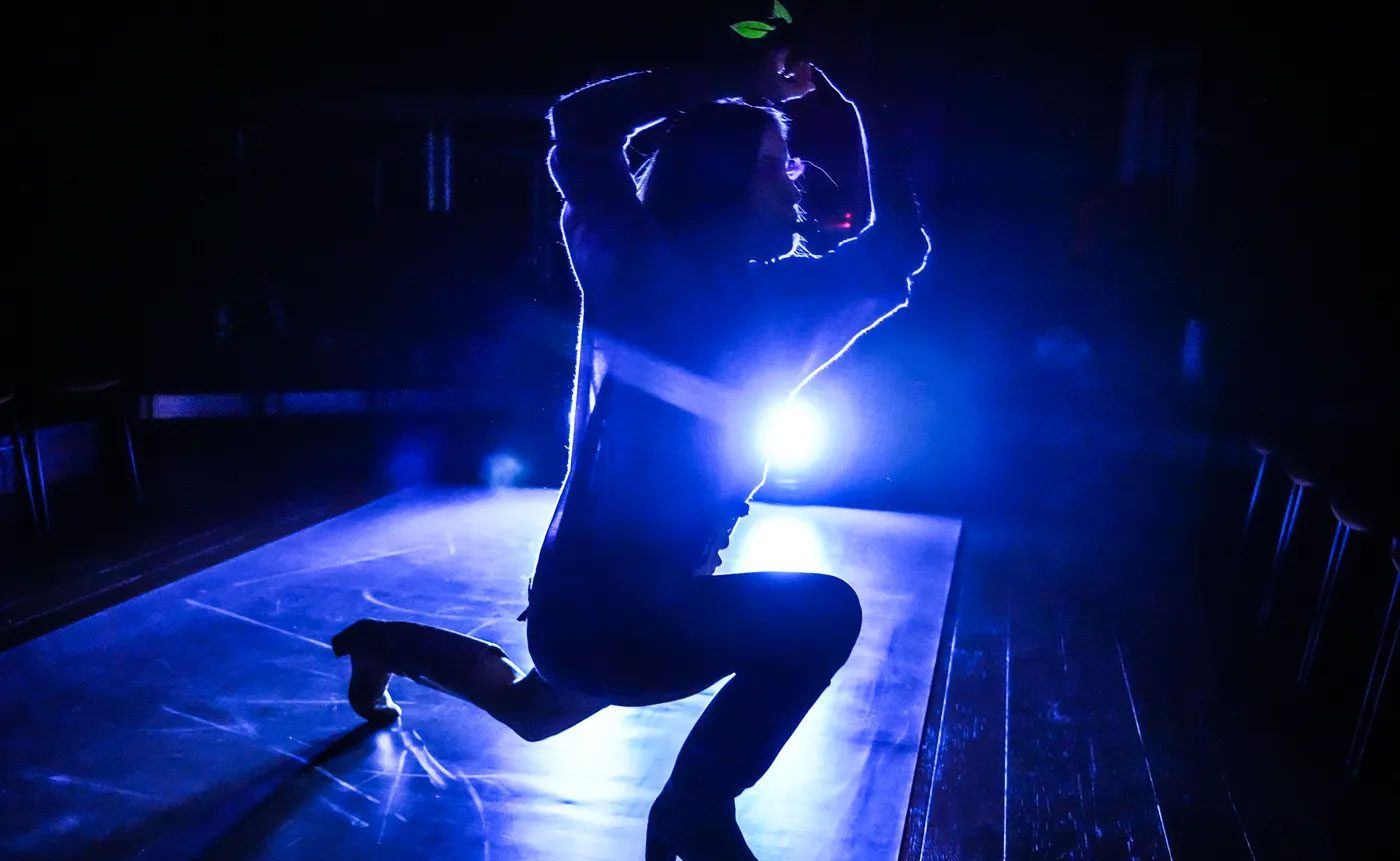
xmin=1258 ymin=482 xmax=1306 ymax=628
xmin=11 ymin=421 xmax=44 ymax=534
xmin=1298 ymin=520 xmax=1350 ymax=686
xmin=1349 ymin=564 xmax=1400 ymax=778
xmin=1242 ymin=452 xmax=1270 ymax=534
xmin=1229 ymin=451 xmax=1273 ymax=597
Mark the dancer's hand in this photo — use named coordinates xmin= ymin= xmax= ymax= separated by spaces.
xmin=752 ymin=46 xmax=816 ymax=104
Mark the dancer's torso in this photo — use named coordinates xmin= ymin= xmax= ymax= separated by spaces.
xmin=530 ymin=359 xmax=763 ymax=605
xmin=527 ymin=211 xmax=819 ymax=611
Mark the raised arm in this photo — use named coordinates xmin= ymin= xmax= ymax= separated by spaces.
xmin=546 ymin=66 xmax=754 ymax=215
xmin=767 ymin=65 xmax=931 ymax=383
xmin=799 ymin=64 xmax=929 ymax=287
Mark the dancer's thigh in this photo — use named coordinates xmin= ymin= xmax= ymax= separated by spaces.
xmin=530 ymin=571 xmax=853 ymax=707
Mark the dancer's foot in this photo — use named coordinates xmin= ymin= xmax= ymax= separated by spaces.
xmin=645 ymin=786 xmax=759 ymax=861
xmin=331 ymin=620 xmax=402 ymax=726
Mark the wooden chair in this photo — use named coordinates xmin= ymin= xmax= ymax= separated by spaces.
xmin=28 ymin=376 xmax=143 ymax=533
xmin=0 ymin=389 xmax=44 ymax=534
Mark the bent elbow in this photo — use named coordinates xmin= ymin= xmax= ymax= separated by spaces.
xmin=901 ymin=225 xmax=932 ymax=278
xmin=548 ymin=70 xmax=652 ymax=145
xmin=547 ymin=102 xmax=588 ymax=148
xmin=857 ymin=224 xmax=928 ymax=286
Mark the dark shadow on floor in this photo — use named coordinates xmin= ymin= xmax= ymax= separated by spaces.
xmin=56 ymin=722 xmax=388 ymax=861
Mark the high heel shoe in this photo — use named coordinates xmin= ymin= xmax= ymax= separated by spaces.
xmin=645 ymin=787 xmax=759 ymax=861
xmin=331 ymin=619 xmax=402 ymax=726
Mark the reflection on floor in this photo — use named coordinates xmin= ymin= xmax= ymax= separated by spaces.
xmin=0 ymin=487 xmax=959 ymax=860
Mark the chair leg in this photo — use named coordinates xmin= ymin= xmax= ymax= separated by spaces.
xmin=11 ymin=421 xmax=45 ymax=535
xmin=121 ymin=414 xmax=143 ymax=505
xmin=26 ymin=426 xmax=51 ymax=535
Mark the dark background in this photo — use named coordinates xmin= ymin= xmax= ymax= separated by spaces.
xmin=10 ymin=0 xmax=1379 ymax=498
xmin=3 ymin=4 xmax=1392 ymax=853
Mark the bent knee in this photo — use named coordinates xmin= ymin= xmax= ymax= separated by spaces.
xmin=803 ymin=574 xmax=863 ymax=659
xmin=478 ymin=641 xmax=509 ymax=662
xmin=828 ymin=576 xmax=864 ymax=650
xmin=513 ymin=723 xmax=552 ymax=743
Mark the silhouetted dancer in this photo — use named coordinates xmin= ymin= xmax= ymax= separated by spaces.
xmin=333 ymin=46 xmax=927 ymax=859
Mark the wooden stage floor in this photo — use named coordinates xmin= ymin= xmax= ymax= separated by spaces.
xmin=0 ymin=487 xmax=959 ymax=859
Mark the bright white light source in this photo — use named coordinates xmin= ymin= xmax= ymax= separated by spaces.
xmin=760 ymin=399 xmax=824 ymax=472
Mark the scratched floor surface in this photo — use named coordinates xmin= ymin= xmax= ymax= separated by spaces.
xmin=0 ymin=487 xmax=959 ymax=860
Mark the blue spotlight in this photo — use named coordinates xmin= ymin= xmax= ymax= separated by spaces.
xmin=760 ymin=398 xmax=825 ymax=473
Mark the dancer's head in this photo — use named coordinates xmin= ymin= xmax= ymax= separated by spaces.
xmin=638 ymin=101 xmax=804 ymax=265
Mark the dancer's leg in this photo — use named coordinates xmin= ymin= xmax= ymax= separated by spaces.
xmin=534 ymin=572 xmax=862 ymax=860
xmin=646 ymin=572 xmax=861 ymax=860
xmin=655 ymin=572 xmax=863 ymax=798
xmin=334 ymin=619 xmax=605 ymax=740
